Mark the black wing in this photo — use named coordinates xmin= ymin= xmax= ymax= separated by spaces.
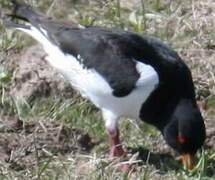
xmin=49 ymin=28 xmax=141 ymax=97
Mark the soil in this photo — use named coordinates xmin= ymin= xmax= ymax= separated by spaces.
xmin=10 ymin=45 xmax=75 ymax=104
xmin=0 ymin=44 xmax=100 ymax=171
xmin=0 ymin=116 xmax=99 ymax=171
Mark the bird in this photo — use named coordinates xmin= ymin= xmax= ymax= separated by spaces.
xmin=4 ymin=0 xmax=206 ymax=170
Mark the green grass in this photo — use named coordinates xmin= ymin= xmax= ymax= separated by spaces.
xmin=0 ymin=0 xmax=215 ymax=179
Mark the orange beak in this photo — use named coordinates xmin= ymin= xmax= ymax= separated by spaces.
xmin=179 ymin=154 xmax=197 ymax=170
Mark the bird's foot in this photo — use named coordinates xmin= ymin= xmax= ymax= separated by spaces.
xmin=117 ymin=164 xmax=136 ymax=172
xmin=107 ymin=128 xmax=137 ymax=172
xmin=109 ymin=148 xmax=137 ymax=172
xmin=109 ymin=145 xmax=125 ymax=158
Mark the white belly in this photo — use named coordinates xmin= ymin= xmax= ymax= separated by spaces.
xmin=47 ymin=51 xmax=159 ymax=120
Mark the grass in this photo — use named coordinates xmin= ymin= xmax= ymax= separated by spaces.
xmin=0 ymin=0 xmax=215 ymax=179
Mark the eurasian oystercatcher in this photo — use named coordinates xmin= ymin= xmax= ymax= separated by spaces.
xmin=4 ymin=0 xmax=206 ymax=170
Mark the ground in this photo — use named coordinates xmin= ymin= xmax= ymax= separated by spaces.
xmin=0 ymin=0 xmax=215 ymax=179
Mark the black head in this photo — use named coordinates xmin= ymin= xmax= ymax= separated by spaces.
xmin=163 ymin=98 xmax=206 ymax=168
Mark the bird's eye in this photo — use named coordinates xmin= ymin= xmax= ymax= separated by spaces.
xmin=177 ymin=135 xmax=186 ymax=144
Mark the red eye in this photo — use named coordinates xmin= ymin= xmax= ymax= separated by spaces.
xmin=177 ymin=135 xmax=186 ymax=144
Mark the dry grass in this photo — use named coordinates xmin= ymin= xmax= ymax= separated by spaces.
xmin=0 ymin=0 xmax=215 ymax=179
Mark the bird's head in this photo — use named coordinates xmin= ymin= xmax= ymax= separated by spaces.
xmin=163 ymin=99 xmax=206 ymax=169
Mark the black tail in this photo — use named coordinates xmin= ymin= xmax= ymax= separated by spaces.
xmin=11 ymin=0 xmax=43 ymax=20
xmin=4 ymin=0 xmax=80 ymax=38
xmin=4 ymin=0 xmax=45 ymax=28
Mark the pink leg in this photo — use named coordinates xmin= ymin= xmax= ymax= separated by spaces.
xmin=103 ymin=110 xmax=133 ymax=171
xmin=107 ymin=128 xmax=133 ymax=171
xmin=108 ymin=128 xmax=125 ymax=158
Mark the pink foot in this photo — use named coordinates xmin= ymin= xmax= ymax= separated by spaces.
xmin=109 ymin=144 xmax=125 ymax=158
xmin=107 ymin=128 xmax=125 ymax=158
xmin=107 ymin=128 xmax=137 ymax=172
xmin=119 ymin=164 xmax=132 ymax=172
